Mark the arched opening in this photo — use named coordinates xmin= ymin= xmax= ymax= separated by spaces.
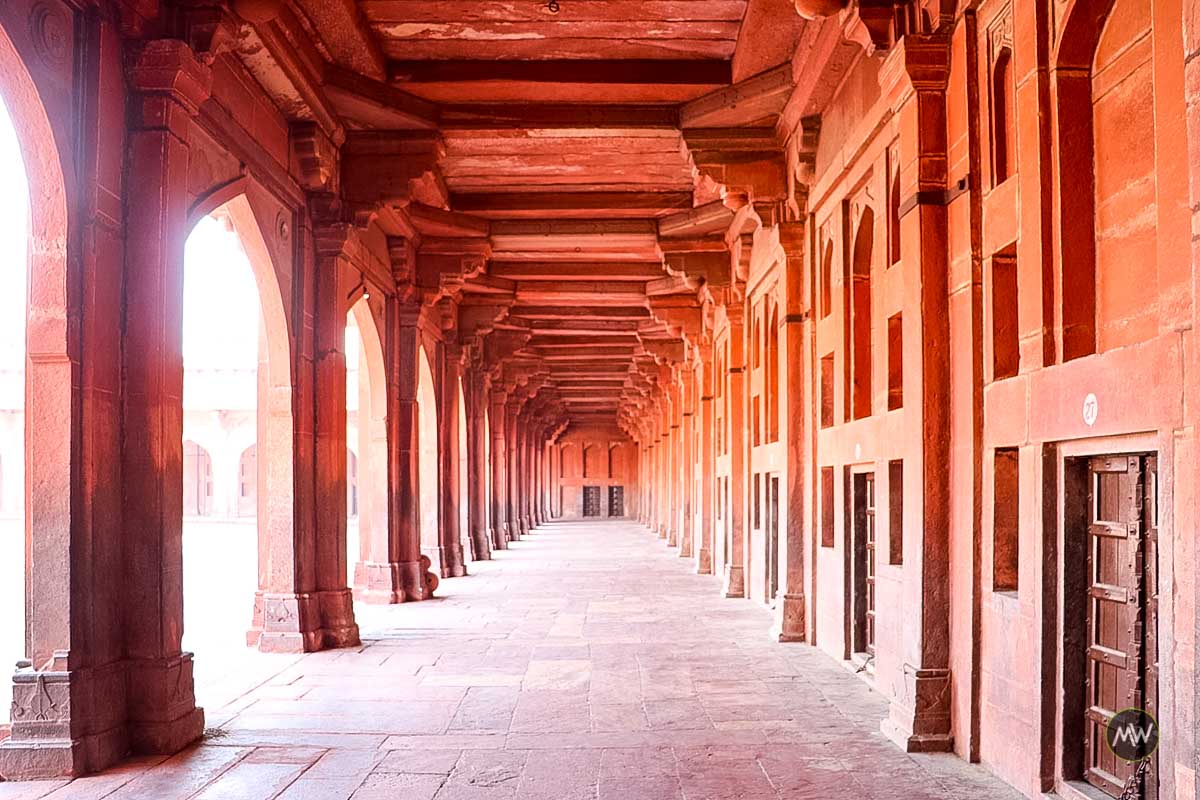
xmin=0 ymin=25 xmax=71 ymax=717
xmin=583 ymin=444 xmax=604 ymax=479
xmin=991 ymin=47 xmax=1015 ymax=185
xmin=820 ymin=242 xmax=833 ymax=319
xmin=183 ymin=441 xmax=215 ymax=517
xmin=347 ymin=298 xmax=387 ymax=590
xmin=851 ymin=208 xmax=874 ymax=420
xmin=181 ymin=194 xmax=294 ymax=684
xmin=888 ymin=166 xmax=902 ymax=265
xmin=457 ymin=377 xmax=470 ymax=563
xmin=237 ymin=445 xmax=257 ymax=518
xmin=0 ymin=89 xmax=28 ymax=725
xmin=417 ymin=344 xmax=440 ymax=571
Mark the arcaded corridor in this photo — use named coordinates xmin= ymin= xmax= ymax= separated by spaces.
xmin=1 ymin=521 xmax=1022 ymax=800
xmin=0 ymin=0 xmax=1198 ymax=797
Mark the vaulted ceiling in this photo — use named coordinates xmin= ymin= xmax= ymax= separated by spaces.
xmin=221 ymin=0 xmax=853 ymax=431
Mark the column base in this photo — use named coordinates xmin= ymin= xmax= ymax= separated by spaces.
xmin=441 ymin=544 xmax=467 ymax=578
xmin=490 ymin=527 xmax=508 ymax=551
xmin=657 ymin=524 xmax=668 ymax=539
xmin=722 ymin=564 xmax=745 ymax=598
xmin=881 ymin=666 xmax=954 ymax=753
xmin=469 ymin=530 xmax=492 ymax=561
xmin=354 ymin=561 xmax=406 ymax=604
xmin=771 ymin=592 xmax=807 ymax=642
xmin=0 ymin=654 xmax=128 ymax=780
xmin=317 ymin=588 xmax=361 ymax=649
xmin=248 ymin=592 xmax=324 ymax=653
xmin=124 ymin=653 xmax=205 ymax=756
xmin=404 ymin=558 xmax=435 ymax=601
xmin=679 ymin=531 xmax=693 ymax=559
xmin=696 ymin=547 xmax=713 ymax=575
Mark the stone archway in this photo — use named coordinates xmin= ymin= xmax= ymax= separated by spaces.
xmin=181 ymin=192 xmax=297 ymax=655
xmin=0 ymin=74 xmax=29 ymax=729
xmin=0 ymin=11 xmax=71 ymax=729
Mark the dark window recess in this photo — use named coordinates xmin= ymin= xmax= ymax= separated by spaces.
xmin=993 ymin=448 xmax=1019 ymax=591
xmin=992 ymin=245 xmax=1019 ymax=380
xmin=888 ymin=459 xmax=903 ymax=565
xmin=820 ymin=467 xmax=835 ymax=548
xmin=821 ymin=353 xmax=835 ymax=429
xmin=887 ymin=313 xmax=903 ymax=410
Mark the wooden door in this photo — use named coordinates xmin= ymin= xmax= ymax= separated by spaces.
xmin=1085 ymin=455 xmax=1156 ymax=798
xmin=767 ymin=475 xmax=780 ymax=602
xmin=582 ymin=486 xmax=601 ymax=517
xmin=850 ymin=472 xmax=875 ymax=656
xmin=608 ymin=485 xmax=624 ymax=517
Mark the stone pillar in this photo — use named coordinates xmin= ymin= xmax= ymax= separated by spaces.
xmin=117 ymin=39 xmax=209 ymax=756
xmin=666 ymin=387 xmax=681 ymax=548
xmin=504 ymin=398 xmax=521 ymax=538
xmin=774 ymin=221 xmax=808 ymax=642
xmin=679 ymin=364 xmax=696 ymax=559
xmin=439 ymin=343 xmax=466 ymax=577
xmin=697 ymin=340 xmax=715 ymax=574
xmin=308 ymin=226 xmax=359 ymax=648
xmin=464 ymin=368 xmax=492 ymax=560
xmin=394 ymin=305 xmax=434 ymax=600
xmin=723 ymin=305 xmax=747 ymax=598
xmin=489 ymin=391 xmax=509 ymax=548
xmin=878 ymin=35 xmax=953 ymax=753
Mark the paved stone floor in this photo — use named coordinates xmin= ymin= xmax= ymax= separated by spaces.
xmin=1 ymin=520 xmax=1026 ymax=800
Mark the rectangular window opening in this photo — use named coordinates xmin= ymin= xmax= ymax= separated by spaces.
xmin=888 ymin=460 xmax=903 ymax=565
xmin=820 ymin=467 xmax=835 ymax=548
xmin=993 ymin=448 xmax=1019 ymax=592
xmin=820 ymin=353 xmax=835 ymax=429
xmin=887 ymin=313 xmax=903 ymax=410
xmin=992 ymin=244 xmax=1019 ymax=380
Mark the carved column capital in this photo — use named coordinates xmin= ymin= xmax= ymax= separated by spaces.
xmin=127 ymin=40 xmax=212 ymax=134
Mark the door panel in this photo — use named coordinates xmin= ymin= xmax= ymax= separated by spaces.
xmin=1084 ymin=455 xmax=1156 ymax=798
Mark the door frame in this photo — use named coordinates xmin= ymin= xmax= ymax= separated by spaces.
xmin=1051 ymin=431 xmax=1169 ymax=800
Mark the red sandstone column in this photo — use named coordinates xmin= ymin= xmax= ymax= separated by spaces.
xmin=308 ymin=227 xmax=360 ymax=649
xmin=697 ymin=341 xmax=715 ymax=574
xmin=117 ymin=40 xmax=209 ymax=755
xmin=679 ymin=364 xmax=697 ymax=558
xmin=773 ymin=221 xmax=809 ymax=641
xmin=439 ymin=342 xmax=466 ymax=577
xmin=666 ymin=386 xmax=681 ymax=547
xmin=463 ymin=367 xmax=492 ymax=560
xmin=489 ymin=390 xmax=509 ymax=547
xmin=394 ymin=305 xmax=434 ymax=600
xmin=723 ymin=304 xmax=748 ymax=598
xmin=878 ymin=35 xmax=953 ymax=752
xmin=504 ymin=397 xmax=522 ymax=538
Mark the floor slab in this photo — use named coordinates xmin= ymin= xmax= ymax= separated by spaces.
xmin=0 ymin=520 xmax=1026 ymax=800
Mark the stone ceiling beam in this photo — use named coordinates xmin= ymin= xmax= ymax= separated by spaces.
xmin=450 ymin=191 xmax=695 ymax=219
xmin=389 ymin=59 xmax=732 ymax=86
